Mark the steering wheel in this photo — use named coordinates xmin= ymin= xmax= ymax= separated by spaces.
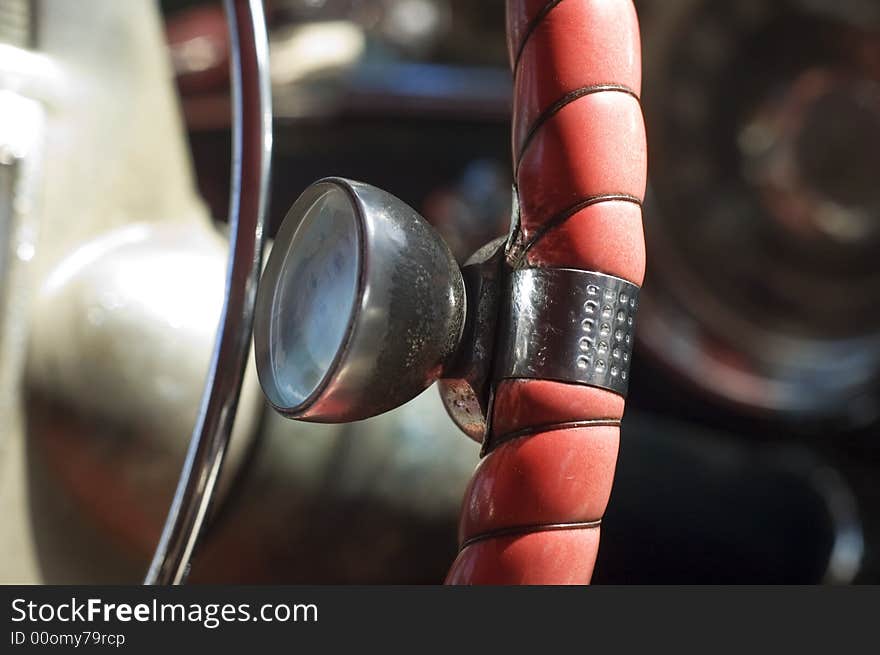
xmin=147 ymin=0 xmax=646 ymax=586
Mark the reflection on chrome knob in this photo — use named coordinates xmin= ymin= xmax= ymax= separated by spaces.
xmin=254 ymin=178 xmax=466 ymax=423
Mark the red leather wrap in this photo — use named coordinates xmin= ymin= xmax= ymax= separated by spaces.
xmin=446 ymin=0 xmax=647 ymax=584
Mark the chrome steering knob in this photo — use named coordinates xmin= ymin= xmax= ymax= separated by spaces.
xmin=254 ymin=178 xmax=466 ymax=423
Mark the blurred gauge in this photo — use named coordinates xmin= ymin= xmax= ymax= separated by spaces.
xmin=638 ymin=0 xmax=880 ymax=424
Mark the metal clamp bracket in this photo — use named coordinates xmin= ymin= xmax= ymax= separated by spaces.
xmin=496 ymin=267 xmax=639 ymax=397
xmin=439 ymin=239 xmax=640 ymax=444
